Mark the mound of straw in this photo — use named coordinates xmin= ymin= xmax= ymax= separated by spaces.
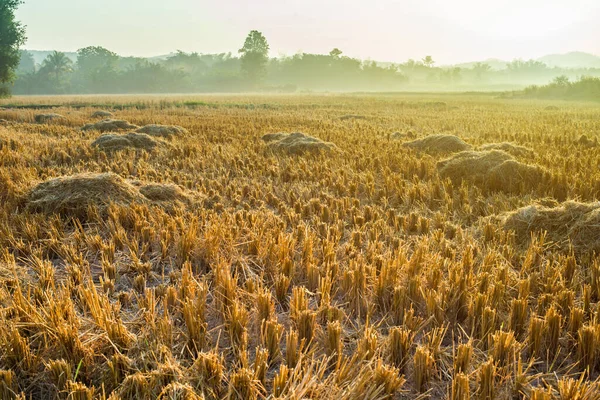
xmin=437 ymin=150 xmax=543 ymax=193
xmin=480 ymin=142 xmax=534 ymax=158
xmin=265 ymin=132 xmax=337 ymax=155
xmin=35 ymin=113 xmax=64 ymax=124
xmin=499 ymin=201 xmax=600 ymax=254
xmin=403 ymin=134 xmax=471 ymax=154
xmin=82 ymin=119 xmax=139 ymax=132
xmin=91 ymin=110 xmax=113 ymax=118
xmin=26 ymin=174 xmax=195 ymax=219
xmin=136 ymin=124 xmax=188 ymax=139
xmin=92 ymin=133 xmax=159 ymax=152
xmin=26 ymin=173 xmax=144 ymax=218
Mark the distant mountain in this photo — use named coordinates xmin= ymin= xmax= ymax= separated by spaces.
xmin=537 ymin=52 xmax=600 ymax=69
xmin=454 ymin=59 xmax=508 ymax=71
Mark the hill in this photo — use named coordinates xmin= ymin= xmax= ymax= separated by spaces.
xmin=537 ymin=51 xmax=600 ymax=69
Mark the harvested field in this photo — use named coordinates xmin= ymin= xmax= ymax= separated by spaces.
xmin=403 ymin=134 xmax=471 ymax=154
xmin=1 ymin=93 xmax=600 ymax=399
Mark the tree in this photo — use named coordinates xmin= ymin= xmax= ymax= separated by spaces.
xmin=17 ymin=50 xmax=35 ymax=74
xmin=329 ymin=48 xmax=343 ymax=58
xmin=422 ymin=56 xmax=435 ymax=68
xmin=473 ymin=62 xmax=491 ymax=81
xmin=238 ymin=30 xmax=269 ymax=84
xmin=75 ymin=46 xmax=119 ymax=92
xmin=39 ymin=51 xmax=73 ymax=92
xmin=0 ymin=0 xmax=26 ymax=96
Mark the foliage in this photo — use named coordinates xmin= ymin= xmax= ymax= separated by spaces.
xmin=0 ymin=0 xmax=26 ymax=97
xmin=522 ymin=76 xmax=600 ymax=100
xmin=238 ymin=30 xmax=270 ymax=84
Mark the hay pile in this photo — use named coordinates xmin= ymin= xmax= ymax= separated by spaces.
xmin=26 ymin=173 xmax=144 ymax=218
xmin=136 ymin=124 xmax=187 ymax=139
xmin=437 ymin=150 xmax=543 ymax=193
xmin=576 ymin=135 xmax=598 ymax=148
xmin=82 ymin=119 xmax=139 ymax=132
xmin=35 ymin=113 xmax=64 ymax=124
xmin=26 ymin=174 xmax=194 ymax=218
xmin=499 ymin=201 xmax=600 ymax=254
xmin=91 ymin=110 xmax=113 ymax=118
xmin=91 ymin=133 xmax=159 ymax=152
xmin=264 ymin=132 xmax=336 ymax=155
xmin=480 ymin=142 xmax=534 ymax=158
xmin=403 ymin=134 xmax=471 ymax=154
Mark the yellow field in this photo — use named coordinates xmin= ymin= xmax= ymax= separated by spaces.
xmin=1 ymin=94 xmax=600 ymax=399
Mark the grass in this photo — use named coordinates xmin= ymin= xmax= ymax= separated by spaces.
xmin=1 ymin=93 xmax=600 ymax=399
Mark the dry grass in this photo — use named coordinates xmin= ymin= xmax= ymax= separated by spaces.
xmin=0 ymin=93 xmax=599 ymax=399
xmin=263 ymin=132 xmax=337 ymax=155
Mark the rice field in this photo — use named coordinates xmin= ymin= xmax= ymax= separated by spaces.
xmin=1 ymin=93 xmax=600 ymax=399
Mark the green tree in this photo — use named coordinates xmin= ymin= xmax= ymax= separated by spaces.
xmin=329 ymin=48 xmax=343 ymax=58
xmin=422 ymin=56 xmax=435 ymax=68
xmin=17 ymin=50 xmax=35 ymax=74
xmin=0 ymin=0 xmax=26 ymax=97
xmin=39 ymin=51 xmax=73 ymax=92
xmin=76 ymin=46 xmax=119 ymax=91
xmin=238 ymin=30 xmax=269 ymax=85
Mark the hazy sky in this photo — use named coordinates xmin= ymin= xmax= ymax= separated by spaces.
xmin=17 ymin=0 xmax=600 ymax=64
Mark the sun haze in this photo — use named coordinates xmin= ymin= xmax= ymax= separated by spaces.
xmin=17 ymin=0 xmax=600 ymax=63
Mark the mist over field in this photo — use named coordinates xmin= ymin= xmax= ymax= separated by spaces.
xmin=1 ymin=0 xmax=598 ymax=96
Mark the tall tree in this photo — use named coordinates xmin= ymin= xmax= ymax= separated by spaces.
xmin=422 ymin=56 xmax=435 ymax=68
xmin=238 ymin=30 xmax=269 ymax=85
xmin=76 ymin=46 xmax=119 ymax=91
xmin=0 ymin=0 xmax=26 ymax=97
xmin=40 ymin=51 xmax=73 ymax=82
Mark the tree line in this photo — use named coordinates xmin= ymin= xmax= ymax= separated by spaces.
xmin=2 ymin=0 xmax=600 ymax=96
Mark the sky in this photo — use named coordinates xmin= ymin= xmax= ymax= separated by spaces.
xmin=16 ymin=0 xmax=600 ymax=64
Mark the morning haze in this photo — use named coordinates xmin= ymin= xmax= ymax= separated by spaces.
xmin=17 ymin=0 xmax=600 ymax=64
